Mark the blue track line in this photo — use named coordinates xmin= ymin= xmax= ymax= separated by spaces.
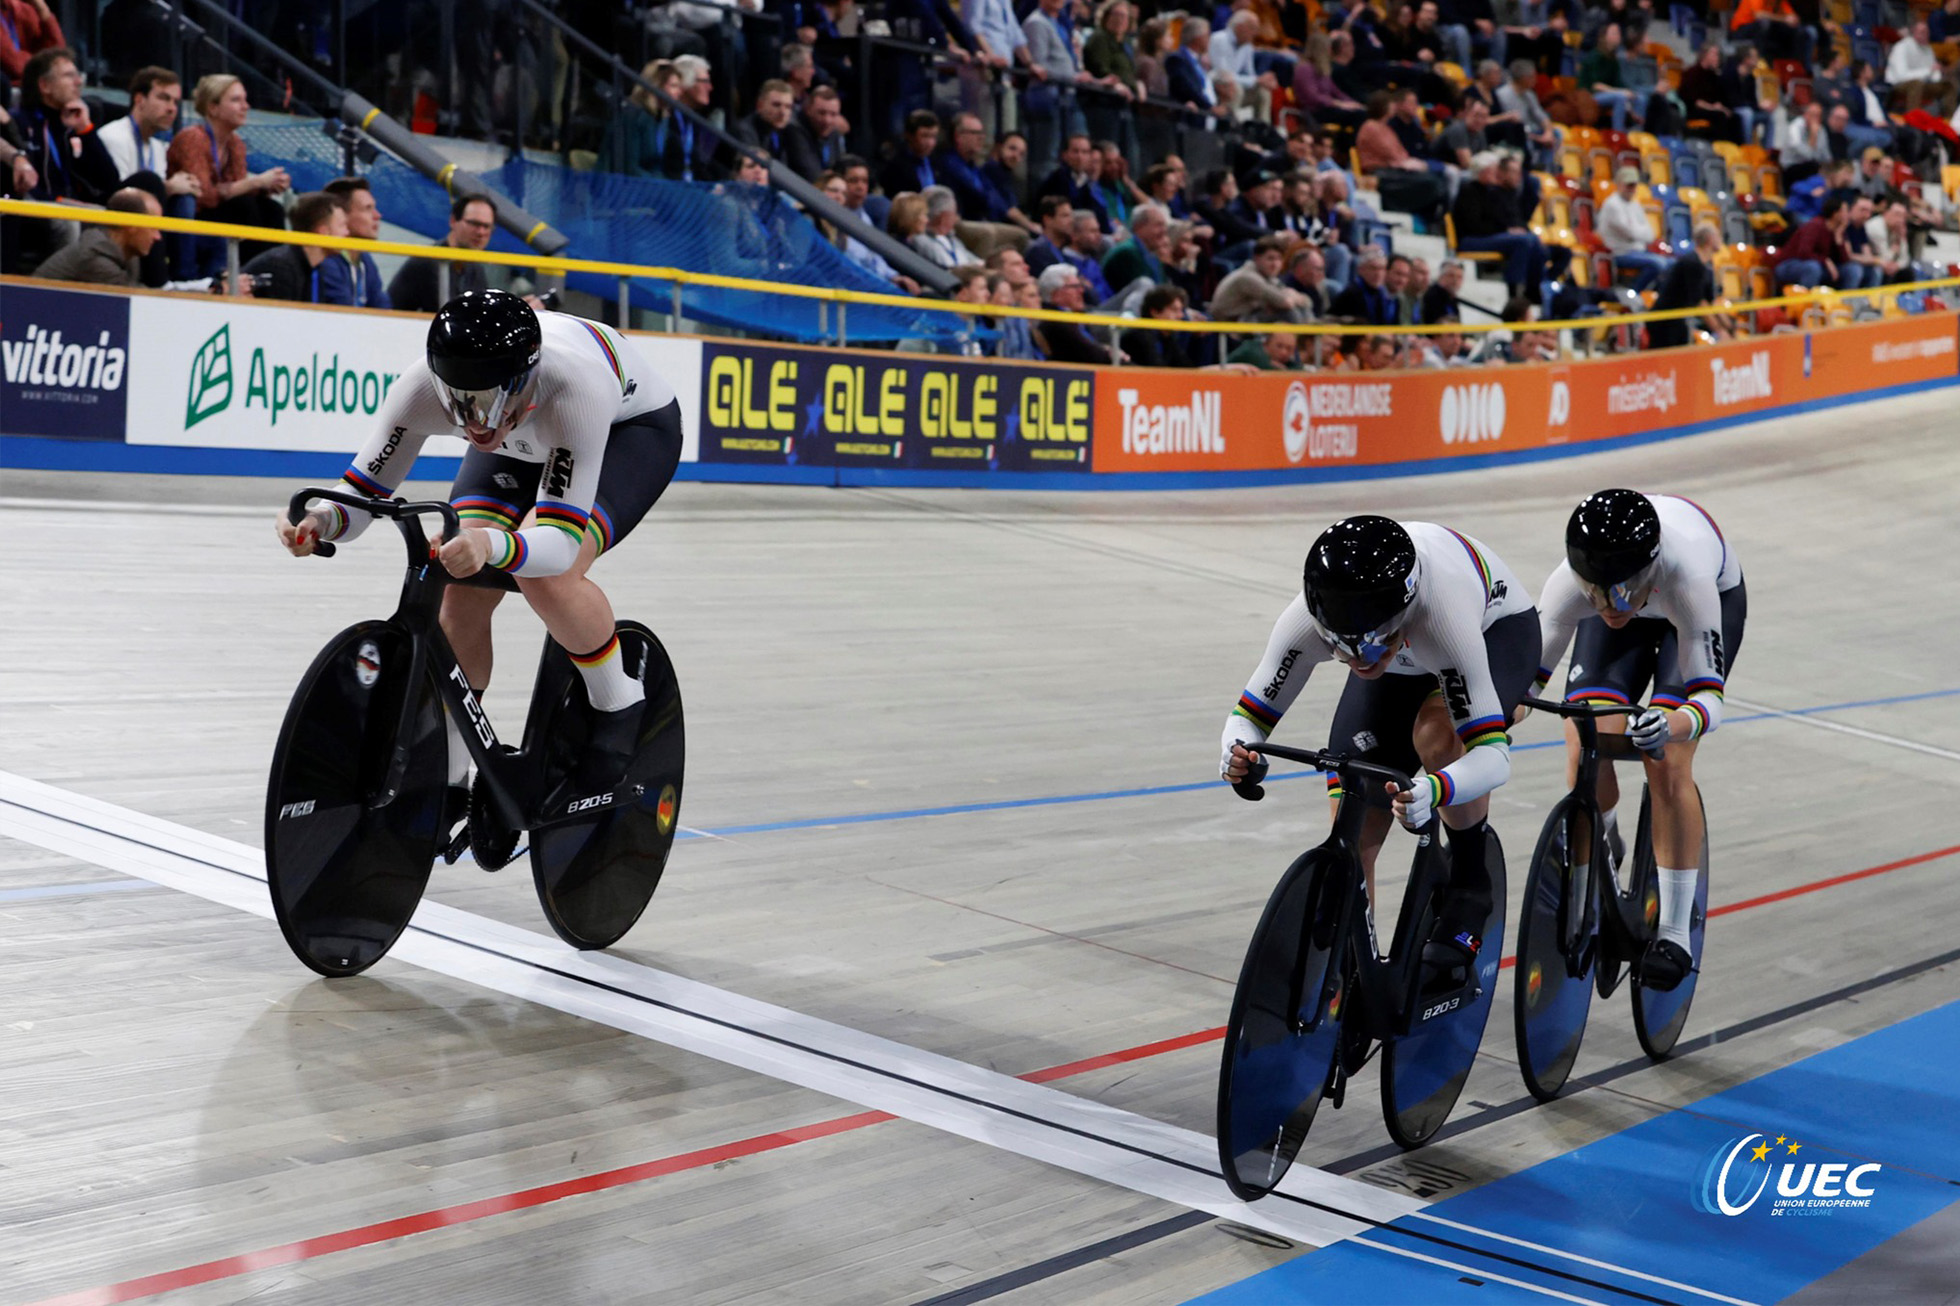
xmin=680 ymin=686 xmax=1960 ymax=840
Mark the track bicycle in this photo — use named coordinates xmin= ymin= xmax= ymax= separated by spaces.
xmin=1217 ymin=744 xmax=1507 ymax=1201
xmin=1513 ymin=697 xmax=1708 ymax=1101
xmin=264 ymin=488 xmax=685 ymax=977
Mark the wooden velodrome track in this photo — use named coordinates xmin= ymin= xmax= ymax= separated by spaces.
xmin=3 ymin=387 xmax=1957 ymax=1305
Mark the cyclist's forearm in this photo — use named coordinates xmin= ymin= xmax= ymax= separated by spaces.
xmin=1432 ymin=737 xmax=1510 ymax=809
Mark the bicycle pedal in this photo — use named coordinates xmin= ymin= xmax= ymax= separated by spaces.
xmin=440 ymin=824 xmax=471 ymax=866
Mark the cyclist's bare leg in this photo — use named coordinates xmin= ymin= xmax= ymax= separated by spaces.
xmin=1565 ymin=712 xmax=1626 ymax=857
xmin=512 ymin=523 xmax=612 ymax=654
xmin=440 ymin=584 xmax=504 ymax=690
xmin=1643 ymin=738 xmax=1702 ymax=867
xmin=1345 ymin=801 xmax=1395 ymax=905
xmin=1414 ymin=697 xmax=1485 ymax=830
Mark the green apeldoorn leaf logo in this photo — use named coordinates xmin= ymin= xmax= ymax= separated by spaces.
xmin=185 ymin=325 xmax=234 ymax=429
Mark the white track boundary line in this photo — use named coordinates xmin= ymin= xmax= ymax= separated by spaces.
xmin=1407 ymin=1212 xmax=1762 ymax=1306
xmin=1726 ymin=695 xmax=1960 ymax=764
xmin=0 ymin=769 xmax=1413 ymax=1251
xmin=1350 ymin=1236 xmax=1612 ymax=1306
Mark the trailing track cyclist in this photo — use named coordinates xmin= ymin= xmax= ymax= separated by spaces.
xmin=1220 ymin=516 xmax=1542 ymax=993
xmin=1533 ymin=489 xmax=1747 ymax=991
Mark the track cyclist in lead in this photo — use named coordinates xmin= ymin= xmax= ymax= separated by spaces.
xmin=1220 ymin=517 xmax=1542 ymax=991
xmin=274 ymin=289 xmax=685 ymax=800
xmin=1535 ymin=489 xmax=1747 ymax=991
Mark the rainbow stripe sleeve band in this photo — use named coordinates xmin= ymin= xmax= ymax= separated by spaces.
xmin=1455 ymin=714 xmax=1510 ymax=750
xmin=455 ymin=494 xmax=520 ymax=531
xmin=535 ymin=501 xmax=591 ymax=545
xmin=1232 ymin=693 xmax=1282 ymax=733
xmin=1682 ymin=699 xmax=1712 ymax=739
xmin=1429 ymin=772 xmax=1453 ymax=809
xmin=341 ymin=466 xmax=390 ymax=498
xmin=488 ymin=530 xmax=528 ymax=573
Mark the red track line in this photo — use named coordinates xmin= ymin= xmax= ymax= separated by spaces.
xmin=35 ymin=840 xmax=1960 ymax=1306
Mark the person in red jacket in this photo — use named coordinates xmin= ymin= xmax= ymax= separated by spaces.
xmin=0 ymin=0 xmax=64 ymax=81
xmin=1772 ymin=194 xmax=1851 ymax=288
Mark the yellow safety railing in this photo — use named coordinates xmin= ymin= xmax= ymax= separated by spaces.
xmin=7 ymin=196 xmax=1960 ymax=338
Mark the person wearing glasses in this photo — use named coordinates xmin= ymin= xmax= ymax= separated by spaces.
xmin=386 ymin=193 xmax=497 ymax=314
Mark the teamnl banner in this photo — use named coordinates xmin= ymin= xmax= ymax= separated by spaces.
xmin=697 ymin=341 xmax=1094 ymax=472
xmin=1092 ymin=314 xmax=1960 ymax=474
xmin=116 ymin=292 xmax=703 ymax=460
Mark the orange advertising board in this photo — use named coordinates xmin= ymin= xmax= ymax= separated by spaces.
xmin=1091 ymin=315 xmax=1958 ymax=475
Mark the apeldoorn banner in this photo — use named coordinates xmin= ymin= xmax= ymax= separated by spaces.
xmin=697 ymin=342 xmax=1094 ymax=473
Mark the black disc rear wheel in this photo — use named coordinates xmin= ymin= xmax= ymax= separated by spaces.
xmin=529 ymin=621 xmax=685 ymax=950
xmin=1633 ymin=786 xmax=1708 ymax=1059
xmin=265 ymin=620 xmax=446 ymax=976
xmin=1515 ymin=798 xmax=1599 ymax=1102
xmin=1217 ymin=848 xmax=1351 ymax=1201
xmin=1381 ymin=826 xmax=1507 ymax=1148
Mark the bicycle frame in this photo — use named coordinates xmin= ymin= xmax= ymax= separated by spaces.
xmin=1240 ymin=744 xmax=1457 ymax=1045
xmin=288 ymin=488 xmax=591 ymax=833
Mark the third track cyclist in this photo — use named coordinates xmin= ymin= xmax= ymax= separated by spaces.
xmin=1220 ymin=516 xmax=1542 ymax=990
xmin=1533 ymin=489 xmax=1747 ymax=991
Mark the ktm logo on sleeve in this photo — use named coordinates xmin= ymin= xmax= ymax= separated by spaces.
xmin=1439 ymin=668 xmax=1472 ymax=721
xmin=543 ymin=448 xmax=575 ymax=499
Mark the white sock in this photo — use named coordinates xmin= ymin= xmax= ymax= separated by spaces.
xmin=443 ymin=707 xmax=471 ymax=787
xmin=1657 ymin=866 xmax=1697 ymax=950
xmin=570 ymin=633 xmax=644 ymax=713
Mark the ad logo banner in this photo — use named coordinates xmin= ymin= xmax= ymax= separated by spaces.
xmin=699 ymin=343 xmax=1093 ymax=472
xmin=1695 ymin=1131 xmax=1884 ymax=1218
xmin=0 ymin=283 xmax=130 ymax=441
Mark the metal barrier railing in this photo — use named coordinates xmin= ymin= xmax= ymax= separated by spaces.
xmin=8 ymin=197 xmax=1957 ymax=352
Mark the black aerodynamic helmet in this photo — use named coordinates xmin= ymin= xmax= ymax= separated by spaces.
xmin=1303 ymin=516 xmax=1420 ymax=653
xmin=427 ymin=290 xmax=541 ymax=429
xmin=1565 ymin=488 xmax=1661 ymax=589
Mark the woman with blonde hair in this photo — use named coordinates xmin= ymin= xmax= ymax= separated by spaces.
xmin=164 ymin=73 xmax=290 ymax=277
xmin=888 ymin=190 xmax=930 ymax=243
xmin=600 ymin=59 xmax=678 ymax=176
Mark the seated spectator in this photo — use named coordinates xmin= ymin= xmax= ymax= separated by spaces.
xmin=1780 ymin=100 xmax=1830 ymax=186
xmin=1506 ymin=0 xmax=1570 ymax=74
xmin=1401 ymin=255 xmax=1432 ymax=322
xmin=983 ymin=133 xmax=1031 ymax=219
xmin=1067 ymin=210 xmax=1116 ymax=300
xmin=1123 ymin=284 xmax=1201 ymax=368
xmin=1141 ymin=160 xmax=1205 ymax=232
xmin=320 ymin=177 xmax=391 ymax=309
xmin=1773 ymin=193 xmax=1856 ymax=289
xmin=1853 ymin=147 xmax=1895 ymax=202
xmin=1437 ymin=95 xmax=1491 ymax=175
xmin=1225 ymin=327 xmax=1302 ymax=370
xmin=1413 ymin=315 xmax=1475 ymax=366
xmin=793 ymin=86 xmax=849 ymax=180
xmin=1421 ymin=256 xmax=1468 ymax=322
xmin=839 ymin=155 xmax=893 ymax=237
xmin=240 ymin=192 xmax=348 ymax=303
xmin=1722 ymin=47 xmax=1775 ymax=147
xmin=1037 ymin=134 xmax=1113 ymax=234
xmin=1503 ymin=301 xmax=1560 ymax=363
xmin=1167 ymin=17 xmax=1227 ymax=121
xmin=731 ymin=79 xmax=800 ymax=164
xmin=1680 ymin=45 xmax=1739 ymax=143
xmin=18 ymin=48 xmax=120 ymax=207
xmin=1293 ymin=32 xmax=1369 ymax=129
xmin=600 ymin=60 xmax=678 ymax=176
xmin=1330 ymin=246 xmax=1400 ymax=323
xmin=1210 ymin=235 xmax=1309 ymax=322
xmin=1837 ymin=194 xmax=1887 ymax=289
xmin=984 ymin=245 xmax=1035 ymax=300
xmin=1327 ymin=27 xmax=1373 ymax=102
xmin=0 ymin=0 xmax=65 ymax=80
xmin=1032 ymin=264 xmax=1112 ymax=364
xmin=1095 ymin=141 xmax=1143 ymax=232
xmin=911 ymin=185 xmax=982 ymax=269
xmin=1273 ymin=170 xmax=1323 ymax=241
xmin=98 ymin=68 xmax=195 ymax=202
xmin=1025 ymin=195 xmax=1076 ymax=274
xmin=1886 ymin=21 xmax=1958 ymax=116
xmin=1101 ymin=201 xmax=1172 ymax=293
xmin=1937 ymin=0 xmax=1960 ymax=43
xmin=1282 ymin=243 xmax=1333 ymax=316
xmin=660 ymin=56 xmax=729 ymax=181
xmin=34 ymin=188 xmax=160 ymax=286
xmin=387 ymin=193 xmax=494 ymax=312
xmin=1228 ymin=168 xmax=1285 ymax=238
xmin=166 ymin=73 xmax=290 ymax=277
xmin=1865 ymin=198 xmax=1924 ymax=281
xmin=1598 ymin=166 xmax=1670 ymax=291
xmin=990 ymin=271 xmax=1041 ymax=359
xmin=1211 ymin=10 xmax=1280 ymax=125
xmin=1352 ymin=333 xmax=1401 ymax=371
xmin=1450 ymin=149 xmax=1545 ymax=299
xmin=1579 ymin=23 xmax=1641 ymax=131
xmin=939 ymin=113 xmax=1037 ymax=251
xmin=1646 ymin=223 xmax=1719 ymax=348
xmin=1788 ymin=158 xmax=1855 ymax=224
xmin=889 ymin=189 xmax=930 ymax=249
xmin=1355 ymin=91 xmax=1449 ymax=225
xmin=1823 ymin=104 xmax=1857 ymax=162
xmin=881 ymin=109 xmax=943 ymax=197
xmin=1839 ymin=65 xmax=1895 ymax=155
xmin=1195 ymin=169 xmax=1266 ymax=258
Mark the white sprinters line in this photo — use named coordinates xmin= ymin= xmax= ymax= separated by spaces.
xmin=0 ymin=769 xmax=1413 ymax=1251
xmin=1349 ymin=1236 xmax=1613 ymax=1306
xmin=1725 ymin=696 xmax=1960 ymax=764
xmin=1407 ymin=1213 xmax=1763 ymax=1306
